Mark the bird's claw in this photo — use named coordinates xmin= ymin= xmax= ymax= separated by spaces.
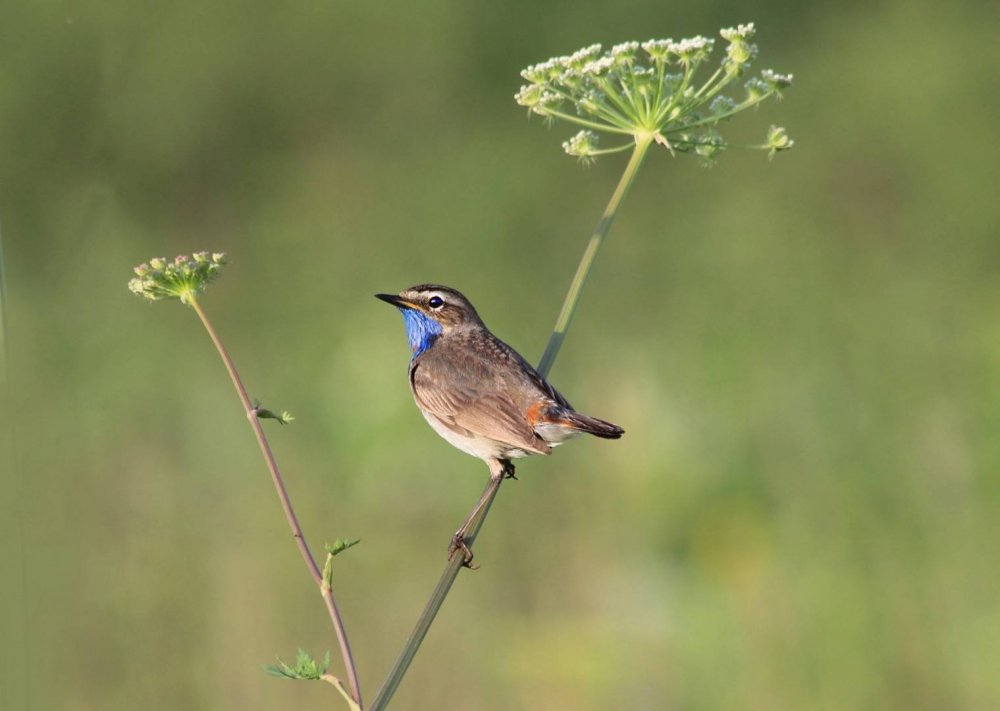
xmin=500 ymin=460 xmax=517 ymax=480
xmin=448 ymin=534 xmax=478 ymax=569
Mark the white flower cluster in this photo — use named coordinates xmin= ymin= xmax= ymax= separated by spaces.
xmin=761 ymin=69 xmax=794 ymax=88
xmin=720 ymin=23 xmax=756 ymax=41
xmin=515 ymin=23 xmax=794 ymax=165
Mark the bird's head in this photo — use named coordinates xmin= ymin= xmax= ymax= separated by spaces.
xmin=376 ymin=284 xmax=482 ymax=356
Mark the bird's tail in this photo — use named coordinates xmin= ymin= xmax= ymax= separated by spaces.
xmin=560 ymin=411 xmax=624 ymax=439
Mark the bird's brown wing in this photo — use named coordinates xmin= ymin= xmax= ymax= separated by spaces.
xmin=409 ymin=359 xmax=551 ymax=456
xmin=507 ymin=347 xmax=573 ymax=410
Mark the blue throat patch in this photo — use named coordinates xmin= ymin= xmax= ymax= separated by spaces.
xmin=399 ymin=308 xmax=443 ymax=358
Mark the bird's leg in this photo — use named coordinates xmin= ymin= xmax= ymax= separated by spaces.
xmin=449 ymin=459 xmax=514 ymax=568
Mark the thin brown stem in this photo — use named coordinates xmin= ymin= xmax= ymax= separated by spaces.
xmin=186 ymin=295 xmax=362 ymax=709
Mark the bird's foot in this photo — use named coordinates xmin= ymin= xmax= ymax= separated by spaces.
xmin=500 ymin=459 xmax=517 ymax=480
xmin=448 ymin=533 xmax=479 ymax=569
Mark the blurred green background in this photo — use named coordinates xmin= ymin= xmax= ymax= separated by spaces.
xmin=2 ymin=0 xmax=999 ymax=708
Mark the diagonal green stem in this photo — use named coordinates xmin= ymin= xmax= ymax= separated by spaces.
xmin=370 ymin=134 xmax=654 ymax=711
xmin=369 ymin=477 xmax=499 ymax=711
xmin=537 ymin=134 xmax=654 ymax=376
xmin=186 ymin=295 xmax=363 ymax=709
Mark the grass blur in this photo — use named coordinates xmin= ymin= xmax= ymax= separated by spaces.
xmin=2 ymin=0 xmax=999 ymax=709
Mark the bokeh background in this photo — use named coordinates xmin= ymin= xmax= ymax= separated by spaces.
xmin=2 ymin=0 xmax=999 ymax=708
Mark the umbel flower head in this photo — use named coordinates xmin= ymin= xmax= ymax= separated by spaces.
xmin=515 ymin=23 xmax=793 ymax=165
xmin=128 ymin=252 xmax=227 ymax=303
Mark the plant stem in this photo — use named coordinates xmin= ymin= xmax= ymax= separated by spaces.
xmin=370 ymin=135 xmax=654 ymax=711
xmin=186 ymin=295 xmax=363 ymax=709
xmin=322 ymin=674 xmax=363 ymax=711
xmin=537 ymin=135 xmax=654 ymax=376
xmin=369 ymin=478 xmax=500 ymax=711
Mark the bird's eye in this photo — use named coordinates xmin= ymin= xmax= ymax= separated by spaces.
xmin=428 ymin=296 xmax=444 ymax=309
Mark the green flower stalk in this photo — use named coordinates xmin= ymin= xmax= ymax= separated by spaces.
xmin=516 ymin=23 xmax=793 ymax=374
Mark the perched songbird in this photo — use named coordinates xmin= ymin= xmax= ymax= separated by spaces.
xmin=376 ymin=284 xmax=623 ymax=563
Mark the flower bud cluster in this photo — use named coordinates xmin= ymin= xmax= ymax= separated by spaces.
xmin=766 ymin=125 xmax=794 ymax=158
xmin=562 ymin=130 xmax=600 ymax=161
xmin=128 ymin=252 xmax=227 ymax=302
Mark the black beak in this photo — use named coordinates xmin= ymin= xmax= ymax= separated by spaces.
xmin=375 ymin=293 xmax=413 ymax=308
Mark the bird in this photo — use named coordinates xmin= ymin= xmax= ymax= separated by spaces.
xmin=376 ymin=284 xmax=623 ymax=564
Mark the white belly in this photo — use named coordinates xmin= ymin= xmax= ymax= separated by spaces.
xmin=420 ymin=410 xmax=537 ymax=461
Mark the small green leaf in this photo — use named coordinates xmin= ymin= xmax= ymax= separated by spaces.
xmin=264 ymin=658 xmax=298 ymax=679
xmin=254 ymin=402 xmax=295 ymax=425
xmin=264 ymin=649 xmax=331 ymax=681
xmin=326 ymin=538 xmax=361 ymax=557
